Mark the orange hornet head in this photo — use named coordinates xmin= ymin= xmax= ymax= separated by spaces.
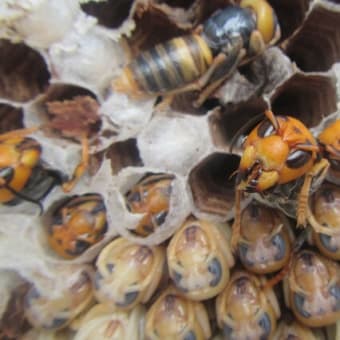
xmin=236 ymin=110 xmax=319 ymax=193
xmin=230 ymin=110 xmax=319 ymax=251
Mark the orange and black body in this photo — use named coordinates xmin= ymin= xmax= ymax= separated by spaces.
xmin=236 ymin=113 xmax=319 ymax=193
xmin=113 ymin=0 xmax=280 ymax=103
xmin=48 ymin=193 xmax=107 ymax=259
xmin=0 ymin=128 xmax=90 ymax=211
xmin=231 ymin=110 xmax=329 ymax=250
xmin=125 ymin=173 xmax=174 ymax=237
xmin=0 ymin=136 xmax=41 ymax=204
xmin=318 ymin=119 xmax=340 ymax=183
xmin=0 ymin=134 xmax=61 ymax=210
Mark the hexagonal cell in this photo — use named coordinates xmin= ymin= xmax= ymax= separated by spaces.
xmin=271 ymin=73 xmax=337 ymax=127
xmin=26 ymin=84 xmax=100 ymax=139
xmin=189 ymin=153 xmax=240 ymax=217
xmin=80 ymin=0 xmax=134 ymax=28
xmin=208 ymin=99 xmax=268 ymax=152
xmin=0 ymin=103 xmax=23 ymax=133
xmin=270 ymin=0 xmax=312 ymax=41
xmin=104 ymin=139 xmax=143 ymax=175
xmin=284 ymin=2 xmax=340 ymax=72
xmin=0 ymin=40 xmax=50 ymax=103
xmin=126 ymin=1 xmax=195 ymax=55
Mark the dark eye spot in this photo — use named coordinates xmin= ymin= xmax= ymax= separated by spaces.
xmin=258 ymin=312 xmax=271 ymax=338
xmin=116 ymin=291 xmax=139 ymax=307
xmin=48 ymin=317 xmax=68 ymax=329
xmin=126 ymin=191 xmax=141 ymax=204
xmin=319 ymin=234 xmax=338 ymax=253
xmin=0 ymin=167 xmax=14 ymax=183
xmin=293 ymin=293 xmax=311 ymax=318
xmin=271 ymin=234 xmax=286 ymax=261
xmin=154 ymin=210 xmax=168 ymax=226
xmin=106 ymin=263 xmax=114 ymax=273
xmin=73 ymin=239 xmax=91 ymax=255
xmin=208 ymin=257 xmax=222 ymax=287
xmin=172 ymin=270 xmax=189 ymax=293
xmin=329 ymin=285 xmax=340 ymax=311
xmin=183 ymin=330 xmax=196 ymax=340
xmin=257 ymin=120 xmax=275 ymax=138
xmin=65 ymin=240 xmax=89 ymax=256
xmin=94 ymin=271 xmax=103 ymax=290
xmin=238 ymin=243 xmax=255 ymax=267
xmin=172 ymin=270 xmax=182 ymax=285
xmin=223 ymin=324 xmax=233 ymax=338
xmin=286 ymin=149 xmax=311 ymax=169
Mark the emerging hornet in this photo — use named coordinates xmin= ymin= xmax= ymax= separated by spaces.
xmin=0 ymin=128 xmax=89 ymax=211
xmin=231 ymin=110 xmax=330 ymax=250
xmin=113 ymin=0 xmax=280 ymax=107
xmin=47 ymin=193 xmax=108 ymax=259
xmin=125 ymin=173 xmax=174 ymax=237
xmin=0 ymin=128 xmax=58 ymax=210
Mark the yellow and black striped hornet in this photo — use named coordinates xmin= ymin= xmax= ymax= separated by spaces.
xmin=113 ymin=0 xmax=281 ymax=107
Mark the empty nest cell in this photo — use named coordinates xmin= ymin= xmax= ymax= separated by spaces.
xmin=270 ymin=0 xmax=311 ymax=41
xmin=0 ymin=40 xmax=50 ymax=103
xmin=208 ymin=99 xmax=268 ymax=152
xmin=28 ymin=84 xmax=101 ymax=140
xmin=285 ymin=3 xmax=340 ymax=72
xmin=189 ymin=153 xmax=240 ymax=217
xmin=271 ymin=73 xmax=337 ymax=127
xmin=106 ymin=139 xmax=142 ymax=174
xmin=80 ymin=0 xmax=134 ymax=28
xmin=0 ymin=103 xmax=23 ymax=133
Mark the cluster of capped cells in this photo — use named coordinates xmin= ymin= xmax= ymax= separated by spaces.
xmin=0 ymin=0 xmax=340 ymax=339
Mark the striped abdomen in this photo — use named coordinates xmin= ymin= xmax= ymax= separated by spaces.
xmin=113 ymin=34 xmax=213 ymax=96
